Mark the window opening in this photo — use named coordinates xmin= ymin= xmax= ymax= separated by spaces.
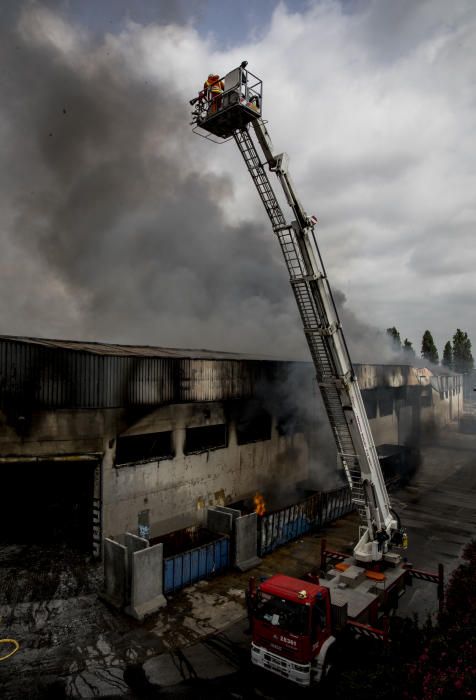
xmin=184 ymin=424 xmax=227 ymax=454
xmin=236 ymin=408 xmax=272 ymax=445
xmin=116 ymin=431 xmax=174 ymax=466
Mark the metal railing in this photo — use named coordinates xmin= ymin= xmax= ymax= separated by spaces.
xmin=258 ymin=486 xmax=354 ymax=556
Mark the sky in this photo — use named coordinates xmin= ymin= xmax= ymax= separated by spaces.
xmin=0 ymin=0 xmax=475 ymax=362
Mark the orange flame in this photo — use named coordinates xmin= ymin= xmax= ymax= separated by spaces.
xmin=254 ymin=491 xmax=266 ymax=517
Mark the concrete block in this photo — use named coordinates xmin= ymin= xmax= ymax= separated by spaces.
xmin=326 ymin=568 xmax=340 ymax=580
xmin=126 ymin=543 xmax=166 ymax=620
xmin=383 ymin=551 xmax=401 ymax=566
xmin=125 ymin=532 xmax=149 ymax=601
xmin=101 ymin=538 xmax=127 ymax=609
xmin=235 ymin=513 xmax=261 ymax=571
xmin=207 ymin=508 xmax=233 ymax=535
xmin=339 ymin=565 xmax=366 ymax=589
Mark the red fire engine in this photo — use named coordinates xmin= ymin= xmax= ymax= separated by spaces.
xmin=248 ymin=539 xmax=442 ymax=686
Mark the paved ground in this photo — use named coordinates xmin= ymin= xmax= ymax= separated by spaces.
xmin=1 ymin=426 xmax=475 ymax=698
xmin=392 ymin=426 xmax=476 ymax=618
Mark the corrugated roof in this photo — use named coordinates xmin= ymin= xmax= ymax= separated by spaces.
xmin=0 ymin=335 xmax=292 ymax=362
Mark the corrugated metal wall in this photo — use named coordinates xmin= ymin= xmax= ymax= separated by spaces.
xmin=0 ymin=339 xmax=281 ymax=409
xmin=178 ymin=359 xmax=271 ymax=402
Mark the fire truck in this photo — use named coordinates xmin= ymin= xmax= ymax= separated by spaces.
xmin=190 ymin=63 xmax=443 ymax=687
xmin=247 ymin=538 xmax=444 ymax=687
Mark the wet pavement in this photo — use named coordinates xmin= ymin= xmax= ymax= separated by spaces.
xmin=391 ymin=426 xmax=476 ymax=618
xmin=1 ymin=426 xmax=475 ymax=698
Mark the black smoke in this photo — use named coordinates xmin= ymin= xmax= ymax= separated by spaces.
xmin=0 ymin=3 xmax=390 ymax=362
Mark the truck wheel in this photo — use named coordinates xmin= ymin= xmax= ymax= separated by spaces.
xmin=322 ymin=643 xmax=337 ymax=681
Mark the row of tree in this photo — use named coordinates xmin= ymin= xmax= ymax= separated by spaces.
xmin=386 ymin=327 xmax=474 ymax=373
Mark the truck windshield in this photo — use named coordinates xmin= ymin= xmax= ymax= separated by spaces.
xmin=254 ymin=592 xmax=310 ymax=635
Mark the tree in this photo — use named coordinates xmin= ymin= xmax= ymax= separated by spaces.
xmin=421 ymin=330 xmax=438 ymax=364
xmin=442 ymin=341 xmax=453 ymax=369
xmin=452 ymin=328 xmax=474 ymax=374
xmin=386 ymin=327 xmax=402 ymax=352
xmin=403 ymin=338 xmax=415 ymax=359
xmin=328 ymin=539 xmax=476 ymax=699
xmin=405 ymin=540 xmax=476 ymax=700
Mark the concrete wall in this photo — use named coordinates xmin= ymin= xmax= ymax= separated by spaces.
xmin=0 ymin=363 xmax=464 ymax=552
xmin=102 ymin=401 xmax=310 ymax=539
xmin=0 ymin=408 xmax=118 ymax=456
xmin=362 ymin=373 xmax=463 ymax=447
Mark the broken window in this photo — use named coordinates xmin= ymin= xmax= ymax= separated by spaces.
xmin=115 ymin=431 xmax=174 ymax=466
xmin=184 ymin=424 xmax=227 ymax=454
xmin=394 ymin=386 xmax=406 ymax=401
xmin=378 ymin=393 xmax=394 ymax=417
xmin=362 ymin=391 xmax=377 ymax=419
xmin=236 ymin=407 xmax=272 ymax=444
xmin=420 ymin=387 xmax=433 ymax=407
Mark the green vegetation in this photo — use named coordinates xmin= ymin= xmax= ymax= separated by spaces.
xmin=386 ymin=328 xmax=416 ymax=360
xmin=386 ymin=327 xmax=402 ymax=352
xmin=403 ymin=338 xmax=416 ymax=359
xmin=442 ymin=341 xmax=453 ymax=369
xmin=384 ymin=326 xmax=474 ymax=374
xmin=325 ymin=540 xmax=476 ymax=699
xmin=421 ymin=330 xmax=439 ymax=364
xmin=405 ymin=540 xmax=476 ymax=699
xmin=452 ymin=329 xmax=474 ymax=374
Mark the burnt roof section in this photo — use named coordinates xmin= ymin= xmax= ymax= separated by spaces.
xmin=0 ymin=334 xmax=287 ymax=411
xmin=0 ymin=335 xmax=288 ymax=362
xmin=0 ymin=335 xmax=462 ymax=414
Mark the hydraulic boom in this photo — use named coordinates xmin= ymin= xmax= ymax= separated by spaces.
xmin=190 ymin=63 xmax=401 ymax=561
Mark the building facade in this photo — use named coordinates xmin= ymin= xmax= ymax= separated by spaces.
xmin=0 ymin=336 xmax=463 ymax=555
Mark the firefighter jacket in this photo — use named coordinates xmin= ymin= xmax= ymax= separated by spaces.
xmin=204 ymin=75 xmax=224 ymax=96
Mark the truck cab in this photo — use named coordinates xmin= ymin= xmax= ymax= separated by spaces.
xmin=251 ymin=574 xmax=334 ymax=687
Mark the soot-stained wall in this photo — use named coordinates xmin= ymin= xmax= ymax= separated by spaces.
xmin=102 ymin=401 xmax=310 ymax=539
xmin=0 ymin=335 xmax=464 ymax=550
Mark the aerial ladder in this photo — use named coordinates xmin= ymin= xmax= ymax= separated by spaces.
xmin=190 ymin=65 xmax=444 ymax=687
xmin=190 ymin=62 xmax=401 ymax=562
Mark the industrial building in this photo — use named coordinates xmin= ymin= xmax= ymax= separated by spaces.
xmin=0 ymin=335 xmax=463 ymax=557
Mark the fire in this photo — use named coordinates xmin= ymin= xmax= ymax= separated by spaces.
xmin=254 ymin=491 xmax=266 ymax=517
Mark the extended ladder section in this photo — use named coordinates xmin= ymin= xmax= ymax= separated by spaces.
xmin=190 ymin=65 xmax=397 ymax=562
xmin=234 ymin=123 xmax=396 ymax=561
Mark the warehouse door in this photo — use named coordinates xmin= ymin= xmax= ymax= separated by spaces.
xmin=0 ymin=460 xmax=98 ymax=552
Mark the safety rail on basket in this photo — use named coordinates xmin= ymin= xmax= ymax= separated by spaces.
xmin=190 ymin=62 xmax=263 ymax=142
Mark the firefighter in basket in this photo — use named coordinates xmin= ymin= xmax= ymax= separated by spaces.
xmin=204 ymin=73 xmax=224 ymax=114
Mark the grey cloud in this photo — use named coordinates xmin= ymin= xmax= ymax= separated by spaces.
xmin=350 ymin=0 xmax=475 ymax=63
xmin=1 ymin=6 xmax=296 ymax=354
xmin=0 ymin=0 xmax=205 ymax=32
xmin=306 ymin=151 xmax=418 ymax=197
xmin=408 ymin=223 xmax=476 ymax=276
xmin=0 ymin=3 xmax=397 ymax=363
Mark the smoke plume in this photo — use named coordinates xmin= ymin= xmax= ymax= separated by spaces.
xmin=0 ymin=3 xmax=391 ymax=363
